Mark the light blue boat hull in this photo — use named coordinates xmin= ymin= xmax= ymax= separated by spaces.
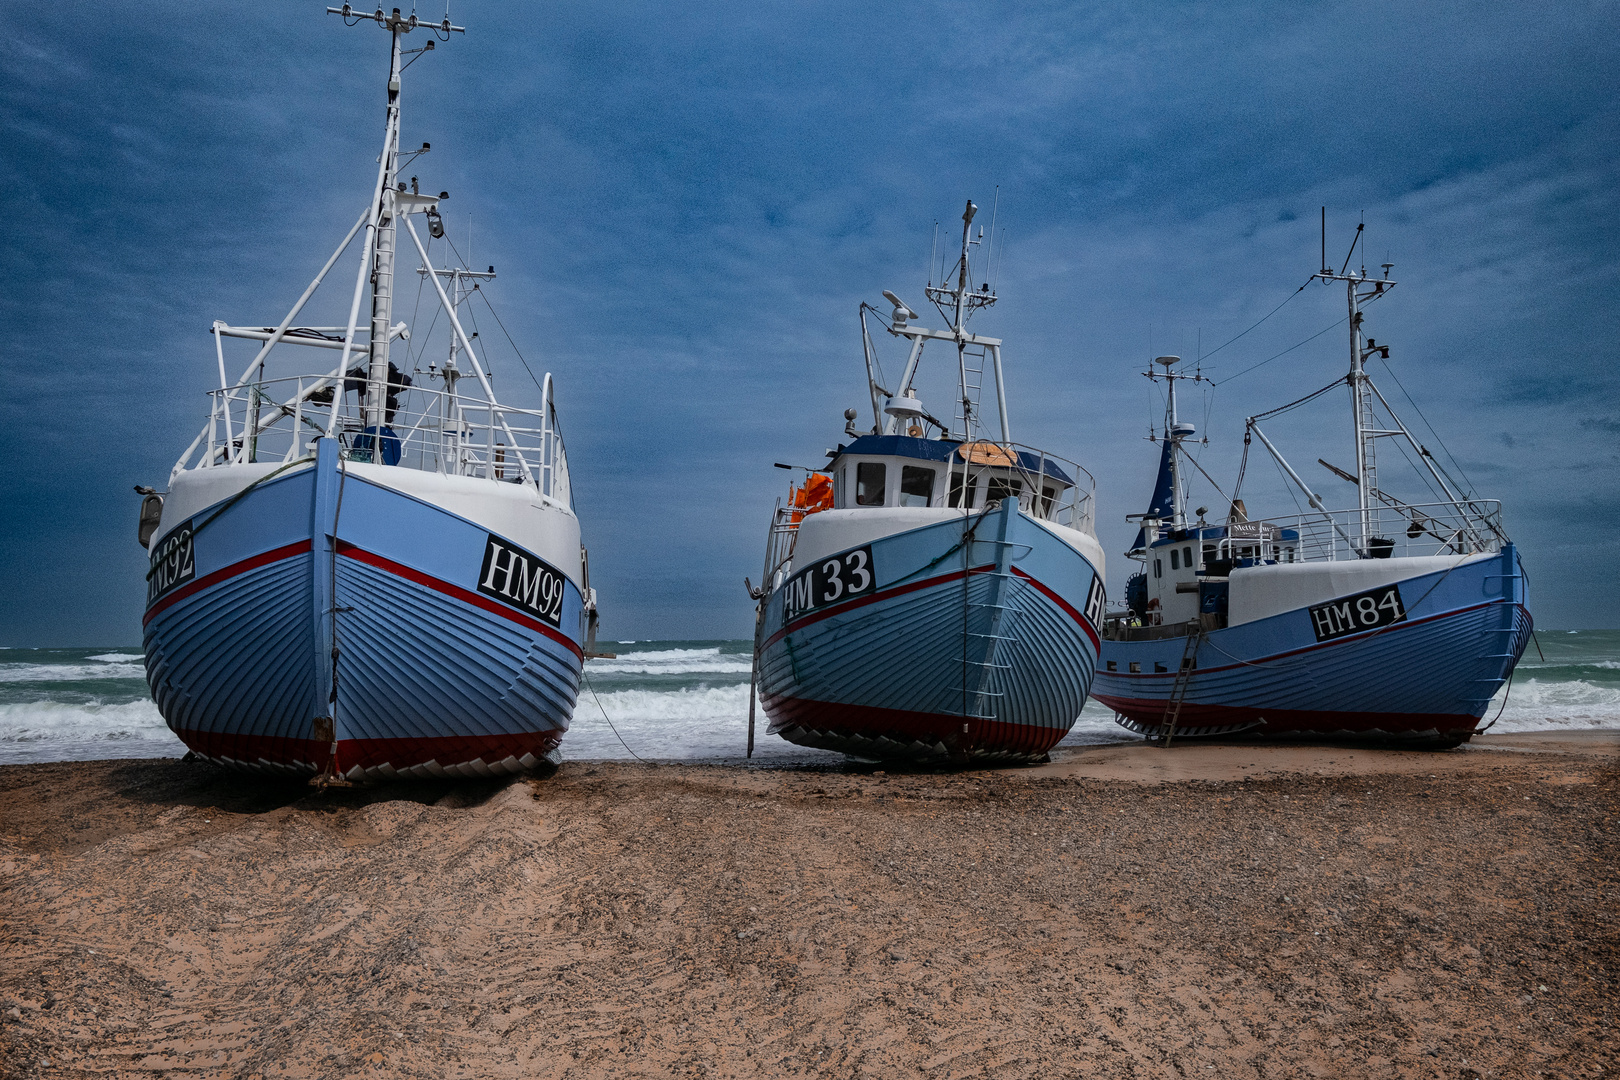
xmin=143 ymin=440 xmax=584 ymax=778
xmin=1092 ymin=544 xmax=1531 ymax=742
xmin=757 ymin=499 xmax=1103 ymax=761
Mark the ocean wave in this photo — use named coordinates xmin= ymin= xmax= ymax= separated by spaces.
xmin=1486 ymin=677 xmax=1620 ymax=730
xmin=0 ymin=663 xmax=148 ymax=684
xmin=586 ymin=648 xmax=752 ymax=676
xmin=0 ymin=699 xmax=181 ymax=764
xmin=87 ymin=653 xmax=144 ymax=664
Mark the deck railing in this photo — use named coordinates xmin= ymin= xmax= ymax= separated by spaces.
xmin=1215 ymin=499 xmax=1505 ymax=564
xmin=175 ymin=373 xmax=572 ymax=505
xmin=948 ymin=441 xmax=1097 ymax=535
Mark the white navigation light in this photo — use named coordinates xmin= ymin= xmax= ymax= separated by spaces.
xmin=884 ymin=391 xmax=927 ymax=419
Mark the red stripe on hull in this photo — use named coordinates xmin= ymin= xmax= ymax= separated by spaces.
xmin=1008 ymin=565 xmax=1100 ymax=650
xmin=764 ymin=694 xmax=1068 ymax=758
xmin=172 ymin=727 xmax=563 ymax=775
xmin=1090 ymin=694 xmax=1480 ymax=737
xmin=143 ymin=540 xmax=313 ymax=626
xmin=335 ymin=540 xmax=583 ymax=660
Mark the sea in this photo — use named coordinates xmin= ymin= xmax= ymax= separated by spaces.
xmin=2 ymin=632 xmax=1617 ymax=767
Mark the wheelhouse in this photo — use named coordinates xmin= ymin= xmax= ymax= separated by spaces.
xmin=825 ymin=434 xmax=1090 ymax=526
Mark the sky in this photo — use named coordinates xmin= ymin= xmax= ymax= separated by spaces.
xmin=2 ymin=0 xmax=1616 ymax=644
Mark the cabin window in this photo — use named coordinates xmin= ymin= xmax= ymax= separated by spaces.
xmin=1170 ymin=549 xmax=1180 ymax=571
xmin=985 ymin=477 xmax=1022 ymax=505
xmin=1129 ymin=662 xmax=1141 ymax=674
xmin=856 ymin=462 xmax=886 ymax=506
xmin=899 ymin=465 xmax=935 ymax=507
xmin=1184 ymin=546 xmax=1194 ymax=569
xmin=1041 ymin=485 xmax=1057 ymax=518
xmin=833 ymin=468 xmax=845 ymax=508
xmin=1153 ymin=558 xmax=1162 ymax=579
xmin=1106 ymin=661 xmax=1117 ymax=672
xmin=948 ymin=470 xmax=976 ymax=508
xmin=1202 ymin=543 xmax=1216 ymax=565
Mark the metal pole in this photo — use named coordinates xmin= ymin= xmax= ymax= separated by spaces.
xmin=364 ymin=25 xmax=404 ymax=442
xmin=1347 ymin=279 xmax=1373 ymax=551
xmin=989 ymin=343 xmax=1011 ymax=444
xmin=884 ymin=336 xmax=925 ymax=435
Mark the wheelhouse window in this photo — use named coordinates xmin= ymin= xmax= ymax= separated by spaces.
xmin=1170 ymin=548 xmax=1180 ymax=570
xmin=1183 ymin=546 xmax=1194 ymax=568
xmin=985 ymin=477 xmax=1022 ymax=505
xmin=1040 ymin=485 xmax=1058 ymax=518
xmin=833 ymin=467 xmax=845 ymax=508
xmin=899 ymin=465 xmax=935 ymax=507
xmin=948 ymin=470 xmax=976 ymax=508
xmin=855 ymin=462 xmax=887 ymax=506
xmin=1153 ymin=558 xmax=1162 ymax=579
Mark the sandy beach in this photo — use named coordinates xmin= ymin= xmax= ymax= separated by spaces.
xmin=1 ymin=732 xmax=1615 ymax=1078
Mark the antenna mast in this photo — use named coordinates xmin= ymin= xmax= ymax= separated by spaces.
xmin=1144 ymin=356 xmax=1207 ymax=528
xmin=1314 ymin=220 xmax=1392 ymax=552
xmin=327 ymin=5 xmax=465 ymax=444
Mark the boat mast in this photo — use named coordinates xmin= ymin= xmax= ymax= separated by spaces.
xmin=1315 ymin=220 xmax=1395 ymax=552
xmin=363 ymin=27 xmax=405 ymax=437
xmin=1145 ymin=355 xmax=1203 ymax=530
xmin=919 ymin=199 xmax=1005 ymax=441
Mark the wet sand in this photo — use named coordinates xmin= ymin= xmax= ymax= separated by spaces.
xmin=1 ymin=732 xmax=1615 ymax=1078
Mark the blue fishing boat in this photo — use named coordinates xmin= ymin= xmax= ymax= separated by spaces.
xmin=1093 ymin=231 xmax=1531 ymax=745
xmin=136 ymin=8 xmax=599 ymax=780
xmin=747 ymin=201 xmax=1107 ymax=762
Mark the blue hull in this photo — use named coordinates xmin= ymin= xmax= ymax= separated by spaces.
xmin=757 ymin=499 xmax=1103 ymax=762
xmin=143 ymin=440 xmax=584 ymax=778
xmin=1093 ymin=545 xmax=1531 ymax=742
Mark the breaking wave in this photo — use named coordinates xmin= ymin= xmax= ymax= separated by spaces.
xmin=0 ymin=699 xmax=181 ymax=765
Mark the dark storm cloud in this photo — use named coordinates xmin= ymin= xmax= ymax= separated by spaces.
xmin=1 ymin=0 xmax=1615 ymax=643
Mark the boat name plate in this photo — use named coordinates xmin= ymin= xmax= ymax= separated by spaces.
xmin=147 ymin=522 xmax=196 ymax=606
xmin=478 ymin=535 xmax=567 ymax=627
xmin=783 ymin=545 xmax=875 ymax=621
xmin=1308 ymin=583 xmax=1405 ymax=642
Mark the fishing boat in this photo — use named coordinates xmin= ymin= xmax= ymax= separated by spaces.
xmin=746 ymin=200 xmax=1106 ymax=763
xmin=136 ymin=7 xmax=598 ymax=779
xmin=1092 ymin=229 xmax=1531 ymax=745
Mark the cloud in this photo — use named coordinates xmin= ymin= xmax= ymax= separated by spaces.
xmin=1 ymin=0 xmax=1617 ymax=642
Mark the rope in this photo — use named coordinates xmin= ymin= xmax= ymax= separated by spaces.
xmin=1248 ymin=377 xmax=1344 ymax=423
xmin=185 ymin=455 xmax=315 ymax=541
xmin=1473 ymin=668 xmax=1515 ymax=735
xmin=581 ymin=666 xmax=648 ymax=763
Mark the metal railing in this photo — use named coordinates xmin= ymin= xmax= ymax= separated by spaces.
xmin=947 ymin=441 xmax=1097 ymax=535
xmin=174 ymin=372 xmax=572 ymax=505
xmin=1217 ymin=499 xmax=1505 ymax=564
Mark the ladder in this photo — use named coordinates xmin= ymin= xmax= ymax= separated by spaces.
xmin=958 ymin=586 xmax=1021 ymax=721
xmin=1159 ymin=621 xmax=1203 ymax=747
xmin=955 ymin=345 xmax=988 ymax=437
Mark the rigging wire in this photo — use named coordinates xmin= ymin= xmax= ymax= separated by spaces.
xmin=476 ymin=289 xmax=551 ymax=402
xmin=1181 ymin=448 xmax=1229 ymax=501
xmin=1376 ymin=354 xmax=1477 ymax=497
xmin=1197 ymin=277 xmax=1313 ymax=364
xmin=1213 ymin=316 xmax=1347 ymax=386
xmin=434 ymin=231 xmax=552 ymax=402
